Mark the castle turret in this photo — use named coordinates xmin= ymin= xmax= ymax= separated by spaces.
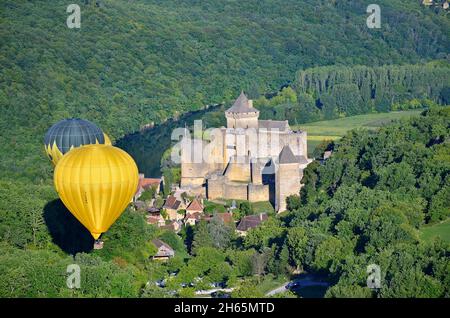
xmin=275 ymin=145 xmax=301 ymax=212
xmin=225 ymin=92 xmax=259 ymax=129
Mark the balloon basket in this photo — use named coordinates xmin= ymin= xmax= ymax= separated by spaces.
xmin=93 ymin=239 xmax=104 ymax=250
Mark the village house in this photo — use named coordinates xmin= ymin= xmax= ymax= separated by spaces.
xmin=201 ymin=212 xmax=234 ymax=225
xmin=186 ymin=197 xmax=204 ymax=214
xmin=161 ymin=220 xmax=182 ymax=233
xmin=217 ymin=212 xmax=234 ymax=224
xmin=184 ymin=212 xmax=202 ymax=226
xmin=163 ymin=195 xmax=185 ymax=221
xmin=147 ymin=214 xmax=165 ymax=227
xmin=147 ymin=206 xmax=161 ymax=215
xmin=236 ymin=213 xmax=268 ymax=236
xmin=134 ymin=173 xmax=163 ymax=201
xmin=133 ymin=200 xmax=147 ymax=211
xmin=152 ymin=239 xmax=175 ymax=261
xmin=319 ymin=150 xmax=333 ymax=165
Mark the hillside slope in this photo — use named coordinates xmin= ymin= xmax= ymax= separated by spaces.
xmin=1 ymin=0 xmax=449 ymax=181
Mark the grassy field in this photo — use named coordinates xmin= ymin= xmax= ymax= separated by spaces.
xmin=420 ymin=219 xmax=450 ymax=244
xmin=251 ymin=201 xmax=275 ymax=214
xmin=255 ymin=274 xmax=289 ymax=295
xmin=293 ymin=110 xmax=423 ymax=156
xmin=209 ymin=199 xmax=276 ymax=215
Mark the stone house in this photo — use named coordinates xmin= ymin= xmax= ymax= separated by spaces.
xmin=135 ymin=174 xmax=163 ymax=201
xmin=161 ymin=220 xmax=182 ymax=233
xmin=186 ymin=198 xmax=204 ymax=214
xmin=163 ymin=195 xmax=185 ymax=221
xmin=184 ymin=212 xmax=202 ymax=226
xmin=236 ymin=213 xmax=268 ymax=236
xmin=152 ymin=239 xmax=175 ymax=260
xmin=147 ymin=214 xmax=165 ymax=227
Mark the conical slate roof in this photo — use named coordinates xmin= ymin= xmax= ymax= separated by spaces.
xmin=226 ymin=91 xmax=258 ymax=113
xmin=279 ymin=145 xmax=298 ymax=164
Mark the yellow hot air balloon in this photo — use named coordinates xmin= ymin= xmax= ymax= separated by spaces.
xmin=103 ymin=132 xmax=112 ymax=146
xmin=54 ymin=144 xmax=139 ymax=239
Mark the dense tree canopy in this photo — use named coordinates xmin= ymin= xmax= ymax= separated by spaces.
xmin=1 ymin=0 xmax=450 ymax=182
xmin=0 ymin=0 xmax=449 ymax=298
xmin=286 ymin=107 xmax=450 ymax=297
xmin=254 ymin=62 xmax=450 ymax=123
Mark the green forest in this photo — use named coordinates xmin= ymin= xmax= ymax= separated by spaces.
xmin=1 ymin=0 xmax=450 ymax=182
xmin=254 ymin=62 xmax=450 ymax=123
xmin=0 ymin=0 xmax=449 ymax=298
xmin=1 ymin=106 xmax=448 ymax=297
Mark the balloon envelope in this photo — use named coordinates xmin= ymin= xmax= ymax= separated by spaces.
xmin=44 ymin=118 xmax=105 ymax=165
xmin=54 ymin=144 xmax=139 ymax=239
xmin=103 ymin=132 xmax=112 ymax=146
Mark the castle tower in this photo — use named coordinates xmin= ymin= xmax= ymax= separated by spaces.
xmin=275 ymin=145 xmax=301 ymax=212
xmin=225 ymin=92 xmax=259 ymax=129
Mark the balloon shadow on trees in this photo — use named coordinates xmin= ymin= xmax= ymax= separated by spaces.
xmin=43 ymin=199 xmax=94 ymax=254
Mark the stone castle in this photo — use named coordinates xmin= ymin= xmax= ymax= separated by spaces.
xmin=179 ymin=92 xmax=311 ymax=212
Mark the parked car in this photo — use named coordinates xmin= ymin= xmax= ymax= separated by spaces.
xmin=156 ymin=279 xmax=166 ymax=287
xmin=211 ymin=291 xmax=231 ymax=298
xmin=286 ymin=281 xmax=301 ymax=289
xmin=210 ymin=282 xmax=226 ymax=288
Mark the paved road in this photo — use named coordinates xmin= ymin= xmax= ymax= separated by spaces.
xmin=195 ymin=288 xmax=234 ymax=296
xmin=266 ymin=276 xmax=329 ymax=296
xmin=266 ymin=283 xmax=290 ymax=296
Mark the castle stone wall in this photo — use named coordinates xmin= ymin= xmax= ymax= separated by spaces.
xmin=276 ymin=162 xmax=301 ymax=212
xmin=224 ymin=181 xmax=248 ymax=200
xmin=206 ymin=176 xmax=225 ymax=200
xmin=251 ymin=160 xmax=263 ymax=184
xmin=180 ymin=92 xmax=310 ymax=210
xmin=224 ymin=159 xmax=251 ymax=182
xmin=225 ymin=112 xmax=259 ymax=129
xmin=248 ymin=184 xmax=269 ymax=202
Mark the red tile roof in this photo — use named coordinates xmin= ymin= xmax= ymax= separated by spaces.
xmin=217 ymin=212 xmax=233 ymax=224
xmin=139 ymin=178 xmax=161 ymax=189
xmin=147 ymin=215 xmax=163 ymax=225
xmin=200 ymin=213 xmax=233 ymax=224
xmin=163 ymin=195 xmax=181 ymax=210
xmin=185 ymin=212 xmax=202 ymax=221
xmin=186 ymin=198 xmax=204 ymax=212
xmin=160 ymin=220 xmax=180 ymax=232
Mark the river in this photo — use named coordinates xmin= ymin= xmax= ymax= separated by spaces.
xmin=115 ymin=105 xmax=223 ymax=177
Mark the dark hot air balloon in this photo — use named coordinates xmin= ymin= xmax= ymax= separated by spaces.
xmin=44 ymin=118 xmax=105 ymax=165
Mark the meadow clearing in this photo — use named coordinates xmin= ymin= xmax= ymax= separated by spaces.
xmin=294 ymin=110 xmax=423 ymax=156
xmin=420 ymin=219 xmax=450 ymax=244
